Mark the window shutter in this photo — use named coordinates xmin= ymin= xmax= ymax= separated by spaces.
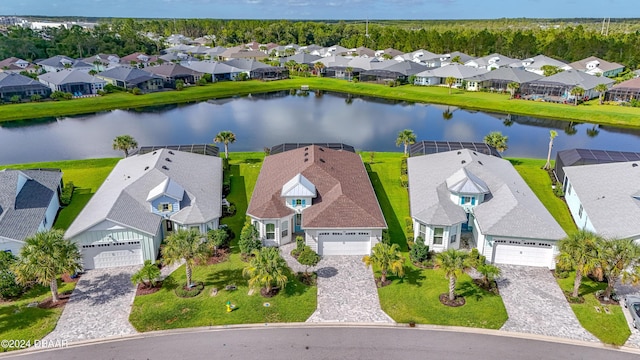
xmin=168 ymin=203 xmax=173 ymax=212
xmin=291 ymin=199 xmax=295 ymax=206
xmin=471 ymin=197 xmax=476 ymax=205
xmin=301 ymin=199 xmax=306 ymax=206
xmin=157 ymin=203 xmax=163 ymax=211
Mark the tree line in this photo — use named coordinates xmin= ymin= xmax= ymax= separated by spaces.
xmin=2 ymin=19 xmax=640 ymax=69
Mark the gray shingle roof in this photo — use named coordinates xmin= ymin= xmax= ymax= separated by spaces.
xmin=183 ymin=60 xmax=242 ymax=75
xmin=65 ymin=149 xmax=222 ymax=239
xmin=415 ymin=64 xmax=489 ymax=79
xmin=97 ymin=66 xmax=162 ymax=84
xmin=408 ymin=150 xmax=566 ymax=240
xmin=467 ymin=67 xmax=543 ymax=83
xmin=563 ymin=161 xmax=640 ymax=239
xmin=0 ymin=72 xmax=47 ymax=88
xmin=0 ymin=169 xmax=62 ymax=241
xmin=530 ymin=69 xmax=614 ymax=90
xmin=569 ymin=56 xmax=624 ymax=72
xmin=223 ymin=59 xmax=271 ymax=71
xmin=38 ymin=69 xmax=105 ymax=85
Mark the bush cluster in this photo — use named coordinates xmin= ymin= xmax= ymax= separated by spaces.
xmin=409 ymin=237 xmax=430 ymax=264
xmin=60 ymin=181 xmax=74 ymax=206
xmin=0 ymin=252 xmax=23 ymax=299
xmin=174 ymin=282 xmax=204 ymax=298
xmin=239 ymin=222 xmax=262 ymax=255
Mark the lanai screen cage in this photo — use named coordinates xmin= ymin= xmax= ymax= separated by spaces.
xmin=409 ymin=141 xmax=501 ymax=158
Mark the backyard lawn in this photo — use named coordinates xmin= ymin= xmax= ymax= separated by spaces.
xmin=556 ymin=272 xmax=631 ymax=345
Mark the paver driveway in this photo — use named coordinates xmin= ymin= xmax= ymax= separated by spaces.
xmin=44 ymin=266 xmax=139 ymax=343
xmin=497 ymin=265 xmax=597 ymax=342
xmin=615 ymin=282 xmax=640 ymax=348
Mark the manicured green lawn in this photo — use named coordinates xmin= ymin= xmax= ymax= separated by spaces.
xmin=2 ymin=158 xmax=120 ymax=230
xmin=508 ymin=158 xmax=577 ymax=235
xmin=556 ymin=272 xmax=631 ymax=345
xmin=1 ymin=77 xmax=639 ymax=128
xmin=0 ymin=281 xmax=76 ymax=350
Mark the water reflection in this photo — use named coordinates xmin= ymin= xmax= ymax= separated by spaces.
xmin=1 ymin=92 xmax=639 ymax=165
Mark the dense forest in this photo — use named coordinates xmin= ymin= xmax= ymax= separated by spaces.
xmin=1 ymin=18 xmax=640 ymax=69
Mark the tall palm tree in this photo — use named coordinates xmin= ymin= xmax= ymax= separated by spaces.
xmin=445 ymin=77 xmax=456 ymax=94
xmin=594 ymin=83 xmax=608 ymax=105
xmin=483 ymin=131 xmax=508 ymax=153
xmin=362 ymin=242 xmax=405 ymax=283
xmin=214 ymin=131 xmax=236 ymax=159
xmin=586 ymin=125 xmax=600 ymax=138
xmin=313 ymin=62 xmax=325 ymax=77
xmin=395 ymin=129 xmax=417 ymax=157
xmin=543 ymin=130 xmax=558 ymax=170
xmin=556 ymin=230 xmax=603 ymax=298
xmin=345 ymin=66 xmax=353 ymax=81
xmin=507 ymin=82 xmax=520 ymax=99
xmin=13 ymin=229 xmax=82 ymax=303
xmin=436 ymin=248 xmax=469 ymax=301
xmin=570 ymin=86 xmax=585 ymax=106
xmin=442 ymin=107 xmax=453 ymax=120
xmin=162 ymin=229 xmax=208 ymax=288
xmin=112 ymin=135 xmax=138 ymax=157
xmin=564 ymin=121 xmax=578 ymax=136
xmin=243 ymin=247 xmax=289 ymax=294
xmin=598 ymin=238 xmax=640 ymax=300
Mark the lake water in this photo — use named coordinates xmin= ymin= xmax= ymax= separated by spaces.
xmin=1 ymin=90 xmax=639 ymax=165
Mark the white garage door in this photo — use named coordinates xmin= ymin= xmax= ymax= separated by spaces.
xmin=493 ymin=240 xmax=553 ymax=268
xmin=81 ymin=241 xmax=143 ymax=269
xmin=318 ymin=231 xmax=370 ymax=256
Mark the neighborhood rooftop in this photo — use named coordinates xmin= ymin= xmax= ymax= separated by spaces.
xmin=409 ymin=140 xmax=501 ymax=158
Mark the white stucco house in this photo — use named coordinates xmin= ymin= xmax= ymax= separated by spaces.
xmin=65 ymin=148 xmax=222 ymax=269
xmin=563 ymin=161 xmax=640 ymax=242
xmin=247 ymin=145 xmax=387 ymax=256
xmin=0 ymin=169 xmax=62 ymax=254
xmin=408 ymin=149 xmax=566 ymax=269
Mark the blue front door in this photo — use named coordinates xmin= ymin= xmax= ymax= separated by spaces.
xmin=294 ymin=213 xmax=302 ymax=232
xmin=461 ymin=213 xmax=470 ymax=231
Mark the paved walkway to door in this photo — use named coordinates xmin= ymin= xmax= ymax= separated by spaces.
xmin=497 ymin=265 xmax=597 ymax=342
xmin=43 ymin=266 xmax=140 ymax=343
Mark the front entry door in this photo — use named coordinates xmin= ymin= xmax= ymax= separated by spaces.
xmin=294 ymin=213 xmax=302 ymax=232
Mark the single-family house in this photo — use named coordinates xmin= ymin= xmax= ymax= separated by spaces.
xmin=0 ymin=72 xmax=51 ymax=102
xmin=520 ymin=69 xmax=614 ymax=102
xmin=563 ymin=161 xmax=640 ymax=241
xmin=247 ymin=145 xmax=386 ymax=256
xmin=183 ymin=60 xmax=244 ymax=81
xmin=605 ymin=77 xmax=640 ymax=102
xmin=0 ymin=169 xmax=63 ymax=254
xmin=395 ymin=49 xmax=443 ymax=67
xmin=440 ymin=51 xmax=475 ymax=66
xmin=465 ymin=67 xmax=543 ymax=92
xmin=408 ymin=149 xmax=566 ymax=268
xmin=0 ymin=57 xmax=31 ymax=72
xmin=375 ymin=48 xmax=404 ymax=59
xmin=38 ymin=69 xmax=106 ymax=95
xmin=82 ymin=54 xmax=121 ymax=72
xmin=413 ymin=64 xmax=489 ymax=87
xmin=119 ymin=52 xmax=160 ymax=67
xmin=218 ymin=46 xmax=268 ymax=61
xmin=144 ymin=63 xmax=203 ymax=87
xmin=36 ymin=55 xmax=92 ymax=73
xmin=465 ymin=53 xmax=520 ymax=70
xmin=158 ymin=52 xmax=200 ymax=64
xmin=359 ymin=60 xmax=428 ymax=83
xmin=280 ymin=53 xmax=322 ymax=67
xmin=517 ymin=54 xmax=572 ymax=76
xmin=224 ymin=59 xmax=273 ymax=78
xmin=569 ymin=56 xmax=624 ymax=77
xmin=97 ymin=66 xmax=164 ymax=92
xmin=65 ymin=148 xmax=222 ymax=269
xmin=348 ymin=47 xmax=376 ymax=58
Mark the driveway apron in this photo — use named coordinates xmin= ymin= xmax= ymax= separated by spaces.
xmin=44 ymin=266 xmax=139 ymax=343
xmin=615 ymin=282 xmax=640 ymax=348
xmin=497 ymin=265 xmax=597 ymax=342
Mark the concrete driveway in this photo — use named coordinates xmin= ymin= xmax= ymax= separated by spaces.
xmin=615 ymin=282 xmax=640 ymax=348
xmin=497 ymin=265 xmax=597 ymax=342
xmin=43 ymin=266 xmax=140 ymax=343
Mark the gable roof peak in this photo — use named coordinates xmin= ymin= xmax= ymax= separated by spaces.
xmin=281 ymin=173 xmax=317 ymax=198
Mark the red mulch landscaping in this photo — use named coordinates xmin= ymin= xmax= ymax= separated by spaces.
xmin=595 ymin=293 xmax=619 ymax=305
xmin=375 ymin=278 xmax=393 ymax=288
xmin=198 ymin=248 xmax=230 ymax=265
xmin=38 ymin=293 xmax=71 ymax=309
xmin=260 ymin=287 xmax=281 ymax=298
xmin=473 ymin=279 xmax=500 ymax=295
xmin=136 ymin=281 xmax=164 ymax=296
xmin=297 ymin=272 xmax=317 ymax=286
xmin=62 ymin=273 xmax=81 ymax=283
xmin=439 ymin=293 xmax=466 ymax=307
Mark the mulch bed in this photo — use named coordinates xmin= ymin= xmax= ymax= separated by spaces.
xmin=297 ymin=272 xmax=317 ymax=286
xmin=595 ymin=293 xmax=619 ymax=305
xmin=412 ymin=261 xmax=434 ymax=270
xmin=439 ymin=293 xmax=466 ymax=307
xmin=375 ymin=278 xmax=393 ymax=288
xmin=62 ymin=273 xmax=81 ymax=283
xmin=563 ymin=291 xmax=585 ymax=304
xmin=473 ymin=279 xmax=500 ymax=295
xmin=38 ymin=293 xmax=72 ymax=309
xmin=136 ymin=281 xmax=164 ymax=296
xmin=260 ymin=287 xmax=281 ymax=298
xmin=198 ymin=248 xmax=230 ymax=265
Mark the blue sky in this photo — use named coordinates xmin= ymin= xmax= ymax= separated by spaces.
xmin=0 ymin=0 xmax=634 ymax=20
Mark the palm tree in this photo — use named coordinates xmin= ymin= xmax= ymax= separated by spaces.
xmin=162 ymin=229 xmax=208 ymax=288
xmin=507 ymin=82 xmax=520 ymax=99
xmin=395 ymin=129 xmax=417 ymax=157
xmin=543 ymin=130 xmax=558 ymax=170
xmin=436 ymin=248 xmax=469 ymax=301
xmin=214 ymin=131 xmax=236 ymax=159
xmin=483 ymin=131 xmax=508 ymax=153
xmin=586 ymin=125 xmax=600 ymax=138
xmin=476 ymin=263 xmax=501 ymax=288
xmin=570 ymin=86 xmax=585 ymax=106
xmin=594 ymin=83 xmax=608 ymax=105
xmin=13 ymin=229 xmax=82 ymax=303
xmin=345 ymin=66 xmax=353 ymax=81
xmin=445 ymin=77 xmax=456 ymax=94
xmin=556 ymin=230 xmax=603 ymax=298
xmin=564 ymin=121 xmax=578 ymax=136
xmin=112 ymin=135 xmax=138 ymax=157
xmin=598 ymin=238 xmax=640 ymax=300
xmin=299 ymin=63 xmax=309 ymax=77
xmin=285 ymin=60 xmax=297 ymax=72
xmin=362 ymin=242 xmax=405 ymax=283
xmin=242 ymin=247 xmax=289 ymax=294
xmin=313 ymin=62 xmax=325 ymax=77
xmin=442 ymin=107 xmax=453 ymax=120
xmin=131 ymin=260 xmax=161 ymax=288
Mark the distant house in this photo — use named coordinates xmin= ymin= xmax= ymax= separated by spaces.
xmin=520 ymin=69 xmax=614 ymax=102
xmin=349 ymin=46 xmax=376 ymax=58
xmin=183 ymin=60 xmax=244 ymax=81
xmin=38 ymin=69 xmax=106 ymax=95
xmin=569 ymin=56 xmax=624 ymax=77
xmin=65 ymin=148 xmax=222 ymax=269
xmin=414 ymin=64 xmax=489 ymax=87
xmin=247 ymin=145 xmax=386 ymax=255
xmin=375 ymin=48 xmax=404 ymax=59
xmin=280 ymin=53 xmax=322 ymax=67
xmin=0 ymin=72 xmax=51 ymax=101
xmin=605 ymin=77 xmax=640 ymax=102
xmin=395 ymin=49 xmax=443 ymax=67
xmin=359 ymin=60 xmax=427 ymax=83
xmin=97 ymin=66 xmax=164 ymax=92
xmin=36 ymin=55 xmax=92 ymax=73
xmin=82 ymin=54 xmax=121 ymax=72
xmin=440 ymin=51 xmax=475 ymax=66
xmin=465 ymin=53 xmax=520 ymax=70
xmin=563 ymin=161 xmax=640 ymax=241
xmin=408 ymin=149 xmax=566 ymax=269
xmin=144 ymin=63 xmax=203 ymax=87
xmin=0 ymin=57 xmax=31 ymax=72
xmin=517 ymin=54 xmax=572 ymax=76
xmin=119 ymin=52 xmax=159 ymax=67
xmin=554 ymin=148 xmax=640 ymax=185
xmin=312 ymin=45 xmax=350 ymax=58
xmin=0 ymin=169 xmax=63 ymax=254
xmin=465 ymin=67 xmax=543 ymax=92
xmin=224 ymin=59 xmax=273 ymax=78
xmin=218 ymin=46 xmax=268 ymax=61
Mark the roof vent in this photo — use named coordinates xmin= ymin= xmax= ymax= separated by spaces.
xmin=457 ymin=151 xmax=461 ymax=155
xmin=168 ymin=150 xmax=175 ymax=155
xmin=153 ymin=151 xmax=157 ymax=155
xmin=162 ymin=165 xmax=169 ymax=170
xmin=144 ymin=166 xmax=149 ymax=170
xmin=304 ymin=147 xmax=308 ymax=151
xmin=304 ymin=152 xmax=308 ymax=157
xmin=319 ymin=158 xmax=325 ymax=163
xmin=319 ymin=147 xmax=324 ymax=152
xmin=461 ymin=160 xmax=466 ymax=164
xmin=478 ymin=161 xmax=483 ymax=165
xmin=633 ymin=163 xmax=638 ymax=167
xmin=165 ymin=157 xmax=172 ymax=162
xmin=473 ymin=151 xmax=477 ymax=156
xmin=304 ymin=158 xmax=308 ymax=162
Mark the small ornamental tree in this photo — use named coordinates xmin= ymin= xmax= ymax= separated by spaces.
xmin=239 ymin=222 xmax=262 ymax=255
xmin=362 ymin=242 xmax=405 ymax=283
xmin=0 ymin=252 xmax=23 ymax=299
xmin=409 ymin=237 xmax=430 ymax=264
xmin=131 ymin=260 xmax=161 ymax=288
xmin=243 ymin=247 xmax=289 ymax=295
xmin=175 ymin=79 xmax=185 ymax=91
xmin=207 ymin=228 xmax=229 ymax=254
xmin=297 ymin=248 xmax=320 ymax=277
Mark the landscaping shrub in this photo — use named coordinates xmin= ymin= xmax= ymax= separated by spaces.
xmin=207 ymin=228 xmax=230 ymax=252
xmin=10 ymin=95 xmax=21 ymax=103
xmin=174 ymin=282 xmax=204 ymax=298
xmin=51 ymin=91 xmax=72 ymax=101
xmin=222 ymin=179 xmax=231 ymax=197
xmin=400 ymin=157 xmax=408 ymax=175
xmin=297 ymin=247 xmax=320 ymax=275
xmin=0 ymin=252 xmax=23 ymax=299
xmin=222 ymin=157 xmax=230 ymax=171
xmin=467 ymin=248 xmax=487 ymax=268
xmin=291 ymin=236 xmax=305 ymax=258
xmin=222 ymin=203 xmax=236 ymax=217
xmin=553 ymin=184 xmax=564 ymax=197
xmin=381 ymin=229 xmax=390 ymax=245
xmin=400 ymin=174 xmax=408 ymax=188
xmin=131 ymin=87 xmax=142 ymax=95
xmin=202 ymin=73 xmax=212 ymax=83
xmin=554 ymin=270 xmax=570 ymax=279
xmin=239 ymin=222 xmax=261 ymax=255
xmin=409 ymin=237 xmax=430 ymax=264
xmin=60 ymin=181 xmax=74 ymax=206
xmin=30 ymin=94 xmax=42 ymax=102
xmin=175 ymin=79 xmax=185 ymax=91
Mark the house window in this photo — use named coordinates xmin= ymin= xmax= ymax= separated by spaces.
xmin=160 ymin=203 xmax=171 ymax=212
xmin=578 ymin=205 xmax=583 ymax=218
xmin=418 ymin=223 xmax=426 ymax=240
xmin=266 ymin=223 xmax=275 ymax=239
xmin=567 ymin=183 xmax=572 ymax=195
xmin=433 ymin=228 xmax=444 ymax=245
xmin=461 ymin=196 xmax=475 ymax=205
xmin=450 ymin=234 xmax=457 ymax=243
xmin=295 ymin=199 xmax=302 ymax=206
xmin=166 ymin=221 xmax=173 ymax=231
xmin=281 ymin=221 xmax=288 ymax=238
